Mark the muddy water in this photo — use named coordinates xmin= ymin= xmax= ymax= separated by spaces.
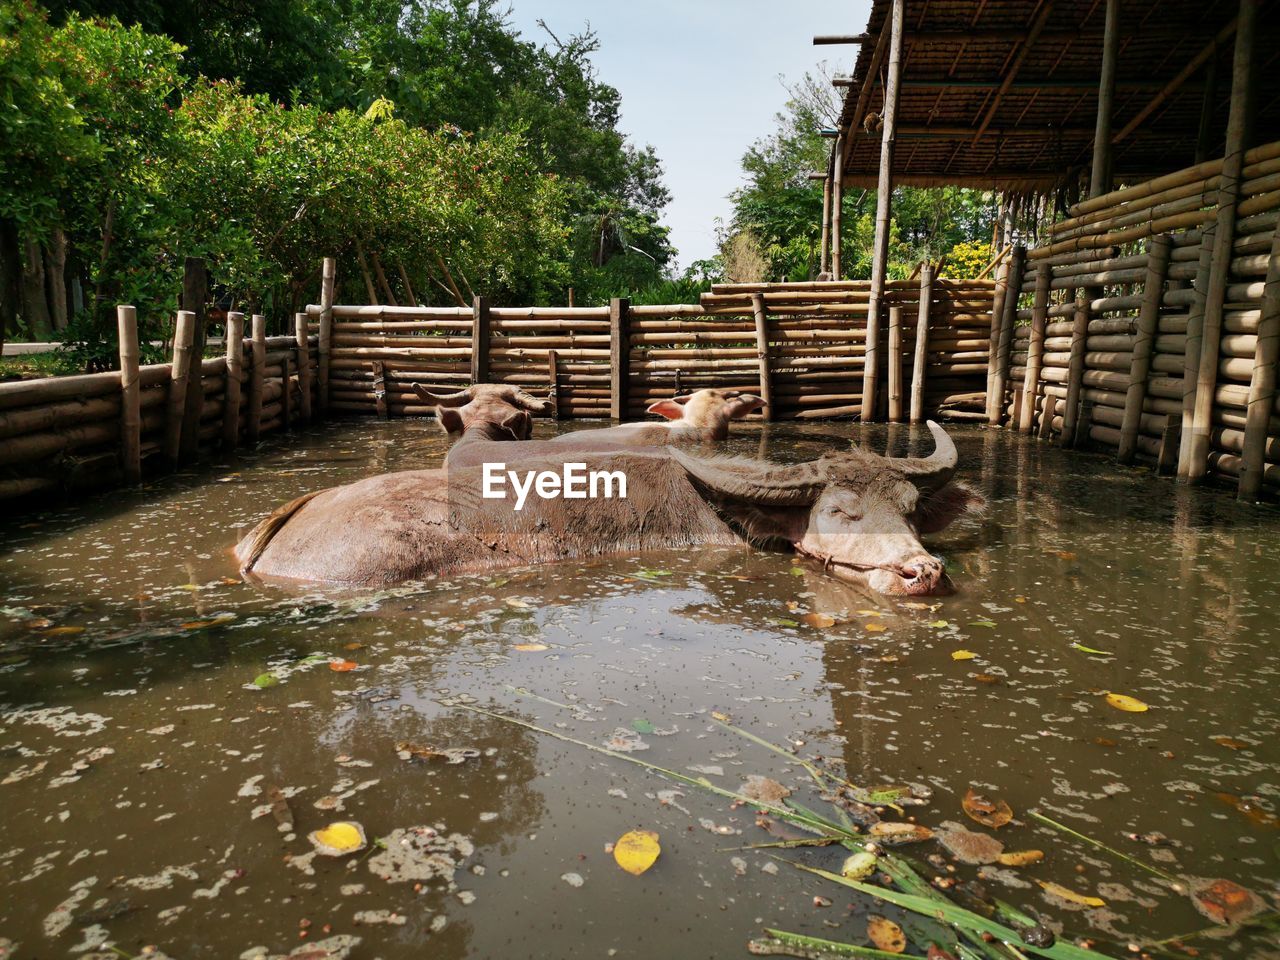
xmin=1 ymin=420 xmax=1277 ymax=960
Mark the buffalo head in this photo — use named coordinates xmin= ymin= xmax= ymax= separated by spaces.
xmin=671 ymin=421 xmax=982 ymax=595
xmin=414 ymin=383 xmax=551 ymax=440
xmin=647 ymin=389 xmax=765 ymax=428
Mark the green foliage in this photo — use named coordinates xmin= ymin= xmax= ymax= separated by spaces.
xmin=726 ymin=66 xmax=998 ymax=282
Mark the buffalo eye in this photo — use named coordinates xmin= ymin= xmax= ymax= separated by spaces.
xmin=832 ymin=506 xmax=863 ymax=522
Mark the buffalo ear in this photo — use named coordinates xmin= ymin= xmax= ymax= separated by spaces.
xmin=500 ymin=409 xmax=533 ymax=440
xmin=647 ymin=399 xmax=686 ymax=420
xmin=437 ymin=407 xmax=465 ymax=435
xmin=911 ymin=482 xmax=985 ymax=534
xmin=729 ymin=395 xmax=766 ymax=419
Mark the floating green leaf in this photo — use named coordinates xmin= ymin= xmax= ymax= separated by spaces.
xmin=1071 ymin=643 xmax=1114 ymax=656
xmin=252 ymin=672 xmax=278 ymax=688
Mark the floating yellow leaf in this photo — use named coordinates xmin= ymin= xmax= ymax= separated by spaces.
xmin=1212 ymin=736 xmax=1247 ymax=750
xmin=344 ymin=641 xmax=365 ymax=651
xmin=613 ymin=829 xmax=660 ymax=876
xmin=962 ymin=787 xmax=1013 ymax=828
xmin=867 ymin=916 xmax=906 ymax=953
xmin=512 ymin=643 xmax=548 ymax=652
xmin=999 ymin=849 xmax=1045 ymax=867
xmin=309 ymin=821 xmax=367 ymax=856
xmin=951 ymin=650 xmax=976 ymax=661
xmin=868 ymin=822 xmax=934 ymax=845
xmin=841 ymin=851 xmax=878 ymax=879
xmin=857 ymin=609 xmax=885 ymax=616
xmin=927 ymin=620 xmax=950 ymax=628
xmin=1038 ymin=880 xmax=1105 ymax=907
xmin=711 ymin=711 xmax=731 ymax=723
xmin=864 ymin=622 xmax=887 ymax=633
xmin=801 ymin=613 xmax=837 ymax=629
xmin=1104 ymin=692 xmax=1149 ymax=712
xmin=180 ymin=615 xmax=234 ymax=630
xmin=38 ymin=626 xmax=85 ymax=636
xmin=505 ymin=598 xmax=532 ymax=610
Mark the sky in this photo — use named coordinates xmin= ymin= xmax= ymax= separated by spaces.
xmin=506 ymin=0 xmax=868 ymax=271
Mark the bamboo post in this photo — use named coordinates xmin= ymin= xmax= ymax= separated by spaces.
xmin=860 ymin=0 xmax=903 ymax=422
xmin=1157 ymin=416 xmax=1181 ymax=475
xmin=1238 ymin=224 xmax=1280 ymax=500
xmin=165 ymin=310 xmax=196 ymax=466
xmin=984 ymin=258 xmax=1009 ymax=417
xmin=1038 ymin=395 xmax=1057 ymax=440
xmin=1187 ymin=0 xmax=1257 ymax=482
xmin=831 ymin=134 xmax=844 ymax=278
xmin=1060 ymin=292 xmax=1090 ymax=448
xmin=750 ymin=293 xmax=775 ymax=421
xmin=179 ymin=257 xmax=207 ymax=462
xmin=116 ymin=304 xmax=141 ymax=484
xmin=1019 ymin=264 xmax=1052 ymax=433
xmin=1089 ymin=0 xmax=1120 ymax=197
xmin=910 ymin=264 xmax=933 ymax=423
xmin=471 ymin=295 xmax=490 ymax=384
xmin=1177 ymin=223 xmax=1216 ymax=476
xmin=318 ymin=257 xmax=335 ymax=413
xmin=281 ymin=352 xmax=293 ymax=428
xmin=887 ymin=306 xmax=903 ymax=422
xmin=294 ymin=312 xmax=312 ymax=424
xmin=1074 ymin=399 xmax=1095 ymax=450
xmin=819 ymin=174 xmax=833 ymax=276
xmin=222 ymin=312 xmax=244 ymax=451
xmin=547 ymin=349 xmax=561 ymax=420
xmin=989 ymin=246 xmax=1025 ymax=424
xmin=610 ymin=297 xmax=631 ymax=420
xmin=1118 ymin=234 xmax=1173 ymax=463
xmin=246 ymin=313 xmax=265 ymax=444
xmin=371 ymin=360 xmax=388 ymax=419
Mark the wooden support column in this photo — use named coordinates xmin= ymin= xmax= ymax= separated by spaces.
xmin=1089 ymin=0 xmax=1120 ymax=198
xmin=116 ymin=305 xmax=141 ymax=484
xmin=819 ymin=174 xmax=833 ymax=276
xmin=1019 ymin=263 xmax=1052 ymax=433
xmin=471 ymin=295 xmax=490 ymax=384
xmin=1188 ymin=0 xmax=1257 ymax=482
xmin=1060 ymin=292 xmax=1090 ymax=448
xmin=165 ymin=310 xmax=196 ymax=466
xmin=179 ymin=257 xmax=207 ymax=462
xmin=1038 ymin=395 xmax=1057 ymax=440
xmin=860 ymin=0 xmax=903 ymax=421
xmin=831 ymin=134 xmax=845 ymax=279
xmin=294 ymin=312 xmax=312 ymax=424
xmin=750 ymin=293 xmax=775 ymax=421
xmin=887 ymin=305 xmax=904 ymax=422
xmin=547 ymin=349 xmax=561 ymax=420
xmin=246 ymin=313 xmax=265 ymax=444
xmin=1157 ymin=414 xmax=1182 ymax=474
xmin=910 ymin=264 xmax=933 ymax=423
xmin=281 ymin=352 xmax=293 ymax=428
xmin=318 ymin=257 xmax=335 ymax=413
xmin=609 ymin=297 xmax=631 ymax=420
xmin=1177 ymin=223 xmax=1217 ymax=475
xmin=983 ymin=258 xmax=1009 ymax=418
xmin=222 ymin=312 xmax=244 ymax=451
xmin=1075 ymin=398 xmax=1095 ymax=450
xmin=1195 ymin=53 xmax=1219 ymax=164
xmin=1238 ymin=223 xmax=1280 ymax=500
xmin=371 ymin=360 xmax=388 ymax=419
xmin=1118 ymin=234 xmax=1173 ymax=463
xmin=989 ymin=246 xmax=1025 ymax=424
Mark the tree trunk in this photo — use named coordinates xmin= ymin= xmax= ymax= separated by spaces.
xmin=46 ymin=228 xmax=69 ymax=332
xmin=21 ymin=235 xmax=53 ymax=340
xmin=0 ymin=219 xmax=21 ymax=354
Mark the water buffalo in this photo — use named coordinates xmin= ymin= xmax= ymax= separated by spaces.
xmin=235 ymin=417 xmax=980 ymax=596
xmin=549 ymin=389 xmax=765 ymax=446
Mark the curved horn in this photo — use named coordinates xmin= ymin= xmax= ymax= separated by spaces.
xmin=894 ymin=421 xmax=957 ymax=490
xmin=508 ymin=387 xmax=552 ymax=414
xmin=669 ymin=448 xmax=824 ymax=507
xmin=412 ymin=384 xmax=474 ymax=407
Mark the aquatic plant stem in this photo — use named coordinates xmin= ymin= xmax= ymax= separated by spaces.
xmin=1027 ymin=810 xmax=1179 ymax=883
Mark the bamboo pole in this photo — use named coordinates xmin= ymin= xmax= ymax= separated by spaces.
xmin=860 ymin=0 xmax=903 ymax=422
xmin=370 ymin=251 xmax=398 ymax=307
xmin=318 ymin=257 xmax=335 ymax=413
xmin=246 ymin=313 xmax=266 ymax=444
xmin=1118 ymin=235 xmax=1173 ymax=462
xmin=1188 ymin=0 xmax=1257 ymax=481
xmin=294 ymin=312 xmax=312 ymax=424
xmin=354 ymin=240 xmax=378 ymax=303
xmin=910 ymin=265 xmax=933 ymax=423
xmin=1238 ymin=223 xmax=1280 ymax=499
xmin=116 ymin=305 xmax=141 ymax=484
xmin=1019 ymin=264 xmax=1052 ymax=432
xmin=471 ymin=295 xmax=490 ymax=383
xmin=831 ymin=133 xmax=845 ymax=278
xmin=372 ymin=360 xmax=388 ymax=419
xmin=1060 ymin=293 xmax=1090 ymax=447
xmin=1089 ymin=0 xmax=1120 ymax=198
xmin=547 ymin=349 xmax=561 ymax=420
xmin=222 ymin=312 xmax=244 ymax=451
xmin=887 ymin=305 xmax=903 ymax=422
xmin=819 ymin=175 xmax=833 ymax=276
xmin=178 ymin=257 xmax=207 ymax=462
xmin=750 ymin=293 xmax=775 ymax=421
xmin=281 ymin=352 xmax=293 ymax=428
xmin=610 ymin=297 xmax=631 ymax=420
xmin=984 ymin=258 xmax=1009 ymax=417
xmin=165 ymin=310 xmax=196 ymax=465
xmin=989 ymin=246 xmax=1026 ymax=424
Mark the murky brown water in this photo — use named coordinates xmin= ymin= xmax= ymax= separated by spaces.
xmin=1 ymin=420 xmax=1277 ymax=959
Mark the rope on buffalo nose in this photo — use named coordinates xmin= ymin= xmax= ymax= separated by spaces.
xmin=793 ymin=545 xmax=919 ymax=579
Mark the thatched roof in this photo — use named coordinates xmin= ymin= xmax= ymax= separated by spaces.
xmin=828 ymin=0 xmax=1280 ymax=192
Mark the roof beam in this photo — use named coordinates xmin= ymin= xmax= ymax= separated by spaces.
xmin=901 ymin=78 xmax=1203 ymax=91
xmin=972 ymin=2 xmax=1058 ymax=143
xmin=841 ymin=20 xmax=893 ymax=166
xmin=813 ymin=34 xmax=871 ymax=44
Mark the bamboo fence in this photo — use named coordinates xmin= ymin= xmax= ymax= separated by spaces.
xmin=988 ymin=138 xmax=1280 ymax=498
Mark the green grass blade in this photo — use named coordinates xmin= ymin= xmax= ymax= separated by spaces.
xmin=755 ymin=928 xmax=924 ymax=959
xmin=1027 ymin=811 xmax=1178 ymax=883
